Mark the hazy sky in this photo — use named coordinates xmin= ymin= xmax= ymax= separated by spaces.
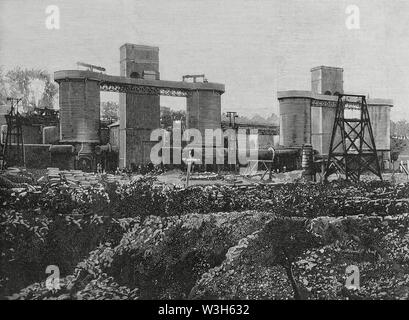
xmin=0 ymin=0 xmax=408 ymax=120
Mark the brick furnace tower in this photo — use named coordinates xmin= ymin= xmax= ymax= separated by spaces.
xmin=119 ymin=44 xmax=160 ymax=168
xmin=311 ymin=66 xmax=344 ymax=96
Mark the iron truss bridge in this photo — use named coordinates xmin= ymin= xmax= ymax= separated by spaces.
xmin=311 ymin=99 xmax=364 ymax=110
xmin=99 ymin=82 xmax=192 ymax=97
xmin=54 ymin=70 xmax=225 ymax=97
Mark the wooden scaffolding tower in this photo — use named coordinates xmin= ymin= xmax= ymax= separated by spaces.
xmin=2 ymin=98 xmax=25 ymax=168
xmin=324 ymin=94 xmax=382 ymax=182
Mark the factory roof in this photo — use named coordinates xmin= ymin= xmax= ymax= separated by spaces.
xmin=120 ymin=43 xmax=160 ymax=51
xmin=311 ymin=66 xmax=344 ymax=72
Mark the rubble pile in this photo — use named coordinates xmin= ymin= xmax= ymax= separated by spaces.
xmin=45 ymin=168 xmax=129 ymax=189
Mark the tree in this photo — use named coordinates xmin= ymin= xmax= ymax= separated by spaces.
xmin=100 ymin=101 xmax=119 ymax=121
xmin=390 ymin=137 xmax=408 ymax=163
xmin=160 ymin=108 xmax=186 ymax=129
xmin=0 ymin=67 xmax=8 ymax=107
xmin=391 ymin=120 xmax=409 ymax=138
xmin=267 ymin=113 xmax=279 ymax=126
xmin=256 ymin=217 xmax=318 ymax=300
xmin=0 ymin=67 xmax=58 ymax=112
xmin=221 ymin=112 xmax=279 ymax=127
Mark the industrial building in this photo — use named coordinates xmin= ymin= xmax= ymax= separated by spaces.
xmin=1 ymin=44 xmax=225 ymax=171
xmin=0 ymin=48 xmax=393 ymax=174
xmin=56 ymin=43 xmax=224 ymax=170
xmin=278 ymin=66 xmax=392 ymax=168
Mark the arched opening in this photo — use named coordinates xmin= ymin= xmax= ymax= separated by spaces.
xmin=324 ymin=90 xmax=332 ymax=95
xmin=130 ymin=71 xmax=141 ymax=79
xmin=334 ymin=92 xmax=340 ymax=96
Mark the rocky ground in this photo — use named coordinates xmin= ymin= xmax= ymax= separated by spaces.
xmin=1 ymin=169 xmax=408 ymax=300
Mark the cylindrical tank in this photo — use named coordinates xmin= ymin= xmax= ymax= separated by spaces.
xmin=186 ymin=90 xmax=221 ymax=137
xmin=59 ymin=79 xmax=100 ymax=143
xmin=49 ymin=145 xmax=75 ymax=154
xmin=367 ymin=100 xmax=392 ymax=161
xmin=279 ymin=97 xmax=311 ymax=147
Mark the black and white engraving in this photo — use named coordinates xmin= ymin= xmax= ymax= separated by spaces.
xmin=0 ymin=0 xmax=408 ymax=304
